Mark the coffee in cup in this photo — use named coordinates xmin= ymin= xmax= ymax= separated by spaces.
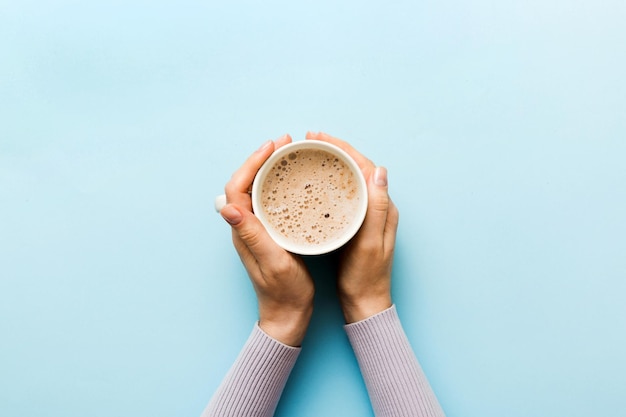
xmin=252 ymin=141 xmax=367 ymax=255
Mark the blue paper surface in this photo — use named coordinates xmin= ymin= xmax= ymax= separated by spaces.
xmin=1 ymin=1 xmax=625 ymax=416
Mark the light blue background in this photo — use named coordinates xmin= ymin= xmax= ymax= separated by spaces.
xmin=1 ymin=1 xmax=625 ymax=416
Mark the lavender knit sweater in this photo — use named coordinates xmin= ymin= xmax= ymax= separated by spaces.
xmin=202 ymin=305 xmax=445 ymax=417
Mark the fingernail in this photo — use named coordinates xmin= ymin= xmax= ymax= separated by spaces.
xmin=374 ymin=167 xmax=388 ymax=186
xmin=306 ymin=131 xmax=318 ymax=138
xmin=221 ymin=205 xmax=243 ymax=225
xmin=255 ymin=140 xmax=272 ymax=153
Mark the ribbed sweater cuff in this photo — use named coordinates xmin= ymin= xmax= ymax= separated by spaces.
xmin=345 ymin=305 xmax=445 ymax=417
xmin=202 ymin=323 xmax=301 ymax=417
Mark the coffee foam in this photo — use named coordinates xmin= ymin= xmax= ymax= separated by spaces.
xmin=260 ymin=148 xmax=361 ymax=247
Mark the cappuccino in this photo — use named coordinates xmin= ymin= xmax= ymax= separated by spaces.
xmin=259 ymin=148 xmax=361 ymax=247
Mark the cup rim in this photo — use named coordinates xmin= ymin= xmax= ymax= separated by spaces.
xmin=251 ymin=140 xmax=368 ymax=256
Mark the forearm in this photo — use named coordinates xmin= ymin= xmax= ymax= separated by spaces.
xmin=345 ymin=305 xmax=446 ymax=417
xmin=201 ymin=323 xmax=300 ymax=417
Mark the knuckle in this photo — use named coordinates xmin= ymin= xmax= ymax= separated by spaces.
xmin=389 ymin=203 xmax=400 ymax=225
xmin=237 ymin=224 xmax=262 ymax=247
xmin=370 ymin=193 xmax=389 ymax=213
xmin=224 ymin=181 xmax=237 ymax=199
xmin=267 ymin=257 xmax=292 ymax=277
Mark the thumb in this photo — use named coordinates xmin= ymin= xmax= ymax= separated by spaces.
xmin=220 ymin=203 xmax=282 ymax=262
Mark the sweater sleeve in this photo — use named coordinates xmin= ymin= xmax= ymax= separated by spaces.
xmin=201 ymin=323 xmax=301 ymax=417
xmin=345 ymin=305 xmax=446 ymax=417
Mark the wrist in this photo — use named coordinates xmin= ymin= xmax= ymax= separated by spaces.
xmin=340 ymin=295 xmax=392 ymax=324
xmin=259 ymin=305 xmax=313 ymax=347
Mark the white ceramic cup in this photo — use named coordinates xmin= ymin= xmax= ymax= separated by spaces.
xmin=215 ymin=140 xmax=368 ymax=255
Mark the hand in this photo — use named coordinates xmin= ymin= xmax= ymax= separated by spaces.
xmin=305 ymin=132 xmax=399 ymax=323
xmin=220 ymin=134 xmax=314 ymax=346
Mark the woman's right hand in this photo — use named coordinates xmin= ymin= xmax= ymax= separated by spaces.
xmin=305 ymin=132 xmax=400 ymax=323
xmin=220 ymin=134 xmax=315 ymax=346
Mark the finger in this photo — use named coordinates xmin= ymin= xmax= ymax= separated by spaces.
xmin=224 ymin=139 xmax=276 ymax=208
xmin=357 ymin=166 xmax=390 ymax=246
xmin=305 ymin=131 xmax=375 ymax=177
xmin=219 ymin=204 xmax=259 ymax=277
xmin=220 ymin=203 xmax=285 ymax=266
xmin=274 ymin=133 xmax=293 ymax=150
xmin=383 ymin=197 xmax=400 ymax=254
